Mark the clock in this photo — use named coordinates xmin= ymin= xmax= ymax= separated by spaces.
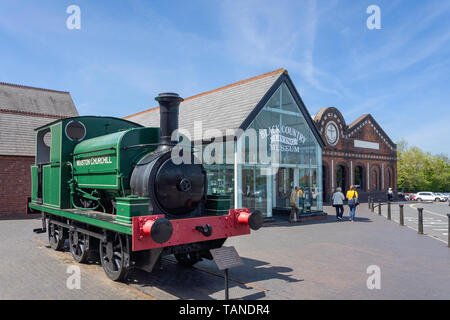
xmin=325 ymin=121 xmax=339 ymax=146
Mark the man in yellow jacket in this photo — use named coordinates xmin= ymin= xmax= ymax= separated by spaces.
xmin=289 ymin=186 xmax=300 ymax=223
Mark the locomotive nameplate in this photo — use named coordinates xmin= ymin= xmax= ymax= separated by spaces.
xmin=210 ymin=246 xmax=243 ymax=270
xmin=76 ymin=156 xmax=113 ymax=166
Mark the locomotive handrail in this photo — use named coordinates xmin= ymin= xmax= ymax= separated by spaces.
xmin=71 ymin=147 xmax=116 ymax=156
xmin=37 ymin=161 xmax=61 ymax=166
xmin=121 ymin=143 xmax=160 ymax=150
xmin=122 ymin=143 xmax=200 ymax=152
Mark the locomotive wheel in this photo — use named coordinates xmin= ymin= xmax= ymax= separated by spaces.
xmin=99 ymin=233 xmax=129 ymax=281
xmin=69 ymin=230 xmax=91 ymax=263
xmin=174 ymin=252 xmax=202 ymax=266
xmin=48 ymin=221 xmax=65 ymax=251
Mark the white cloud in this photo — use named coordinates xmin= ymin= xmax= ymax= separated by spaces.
xmin=218 ymin=0 xmax=345 ymax=96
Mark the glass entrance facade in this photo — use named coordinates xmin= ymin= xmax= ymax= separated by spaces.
xmin=203 ymin=82 xmax=323 ymax=218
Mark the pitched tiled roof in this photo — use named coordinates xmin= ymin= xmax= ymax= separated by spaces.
xmin=0 ymin=113 xmax=61 ymax=156
xmin=0 ymin=82 xmax=78 ymax=117
xmin=125 ymin=69 xmax=286 ymax=137
xmin=0 ymin=82 xmax=78 ymax=156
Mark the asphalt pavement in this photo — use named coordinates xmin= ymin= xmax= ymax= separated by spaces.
xmin=377 ymin=201 xmax=449 ymax=243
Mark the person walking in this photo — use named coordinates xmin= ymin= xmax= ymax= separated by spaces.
xmin=346 ymin=185 xmax=359 ymax=222
xmin=298 ymin=187 xmax=304 ymax=214
xmin=332 ymin=187 xmax=345 ymax=221
xmin=387 ymin=187 xmax=394 ymax=201
xmin=289 ymin=186 xmax=300 ymax=223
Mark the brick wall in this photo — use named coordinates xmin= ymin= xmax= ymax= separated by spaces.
xmin=322 ymin=156 xmax=397 ymax=202
xmin=0 ymin=155 xmax=34 ymax=217
xmin=315 ymin=107 xmax=397 ymax=203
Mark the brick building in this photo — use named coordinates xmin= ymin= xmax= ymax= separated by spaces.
xmin=314 ymin=107 xmax=397 ymax=202
xmin=0 ymin=83 xmax=78 ymax=217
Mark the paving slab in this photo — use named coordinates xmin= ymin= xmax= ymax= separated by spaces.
xmin=1 ymin=205 xmax=449 ymax=300
xmin=0 ymin=218 xmax=152 ymax=300
xmin=215 ymin=205 xmax=450 ymax=299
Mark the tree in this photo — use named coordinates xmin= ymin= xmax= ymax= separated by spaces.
xmin=396 ymin=140 xmax=450 ymax=192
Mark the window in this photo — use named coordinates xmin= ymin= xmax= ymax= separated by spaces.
xmin=65 ymin=120 xmax=86 ymax=141
xmin=354 ymin=165 xmax=364 ymax=190
xmin=36 ymin=128 xmax=51 ymax=164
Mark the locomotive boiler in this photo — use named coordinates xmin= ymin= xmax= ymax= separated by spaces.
xmin=29 ymin=92 xmax=263 ymax=281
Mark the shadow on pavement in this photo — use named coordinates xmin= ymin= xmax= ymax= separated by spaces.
xmin=266 ymin=214 xmax=372 ymax=228
xmin=123 ymin=254 xmax=302 ymax=300
xmin=0 ymin=215 xmax=39 ymax=221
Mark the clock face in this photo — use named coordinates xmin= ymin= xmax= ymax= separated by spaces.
xmin=325 ymin=122 xmax=339 ymax=145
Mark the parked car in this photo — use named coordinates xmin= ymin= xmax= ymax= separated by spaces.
xmin=415 ymin=192 xmax=440 ymax=202
xmin=433 ymin=193 xmax=449 ymax=202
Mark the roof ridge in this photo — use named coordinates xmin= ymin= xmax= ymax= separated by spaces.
xmin=0 ymin=109 xmax=70 ymax=119
xmin=0 ymin=81 xmax=70 ymax=94
xmin=123 ymin=68 xmax=286 ymax=120
xmin=184 ymin=68 xmax=286 ymax=102
xmin=348 ymin=113 xmax=370 ymax=128
xmin=123 ymin=106 xmax=159 ymax=120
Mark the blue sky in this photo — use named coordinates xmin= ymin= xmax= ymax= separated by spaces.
xmin=0 ymin=0 xmax=449 ymax=155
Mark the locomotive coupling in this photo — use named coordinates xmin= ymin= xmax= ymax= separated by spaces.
xmin=237 ymin=210 xmax=264 ymax=230
xmin=142 ymin=218 xmax=173 ymax=244
xmin=195 ymin=224 xmax=213 ymax=237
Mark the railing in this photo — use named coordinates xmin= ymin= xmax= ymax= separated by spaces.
xmin=367 ymin=197 xmax=450 ymax=248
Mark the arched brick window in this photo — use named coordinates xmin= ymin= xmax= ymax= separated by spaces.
xmin=387 ymin=167 xmax=394 ymax=189
xmin=336 ymin=164 xmax=347 ymax=192
xmin=371 ymin=165 xmax=381 ymax=191
xmin=354 ymin=165 xmax=364 ymax=191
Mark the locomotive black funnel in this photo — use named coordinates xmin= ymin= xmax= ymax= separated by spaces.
xmin=155 ymin=92 xmax=184 ymax=152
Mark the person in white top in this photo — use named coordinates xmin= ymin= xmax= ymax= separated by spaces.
xmin=332 ymin=187 xmax=345 ymax=221
xmin=387 ymin=187 xmax=394 ymax=201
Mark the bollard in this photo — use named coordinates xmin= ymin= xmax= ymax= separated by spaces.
xmin=224 ymin=269 xmax=229 ymax=300
xmin=417 ymin=208 xmax=424 ymax=234
xmin=447 ymin=214 xmax=450 ymax=248
xmin=378 ymin=201 xmax=382 ymax=216
xmin=399 ymin=204 xmax=404 ymax=226
xmin=387 ymin=201 xmax=391 ymax=220
xmin=368 ymin=197 xmax=371 ymax=209
xmin=370 ymin=199 xmax=374 ymax=212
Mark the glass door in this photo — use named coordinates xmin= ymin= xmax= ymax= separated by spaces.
xmin=254 ymin=167 xmax=267 ymax=213
xmin=242 ymin=167 xmax=255 ymax=210
xmin=275 ymin=167 xmax=294 ymax=208
xmin=299 ymin=168 xmax=310 ymax=213
xmin=242 ymin=166 xmax=270 ymax=216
